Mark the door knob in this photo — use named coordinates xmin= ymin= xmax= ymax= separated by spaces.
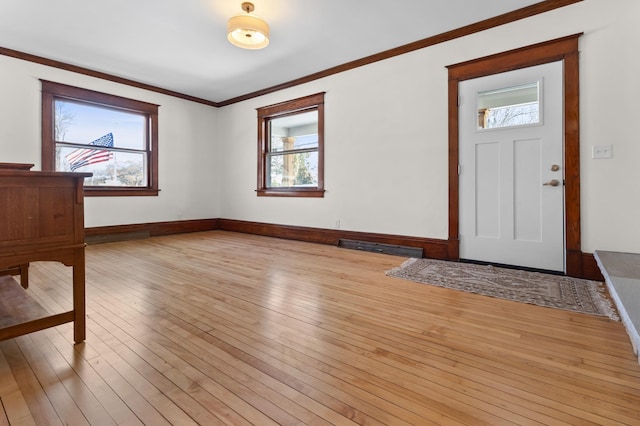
xmin=543 ymin=179 xmax=560 ymax=187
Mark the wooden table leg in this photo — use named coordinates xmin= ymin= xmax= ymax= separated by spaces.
xmin=19 ymin=263 xmax=29 ymax=289
xmin=72 ymin=250 xmax=86 ymax=343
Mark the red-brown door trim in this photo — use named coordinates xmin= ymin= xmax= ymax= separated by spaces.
xmin=446 ymin=33 xmax=584 ymax=277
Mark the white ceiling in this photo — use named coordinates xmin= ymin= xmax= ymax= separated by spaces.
xmin=0 ymin=0 xmax=544 ymax=104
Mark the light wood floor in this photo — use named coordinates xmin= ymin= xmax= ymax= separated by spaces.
xmin=1 ymin=231 xmax=639 ymax=425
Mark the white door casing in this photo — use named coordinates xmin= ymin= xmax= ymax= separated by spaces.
xmin=459 ymin=61 xmax=565 ymax=272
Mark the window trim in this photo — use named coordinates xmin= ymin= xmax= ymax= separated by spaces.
xmin=41 ymin=80 xmax=159 ymax=196
xmin=256 ymin=92 xmax=325 ymax=197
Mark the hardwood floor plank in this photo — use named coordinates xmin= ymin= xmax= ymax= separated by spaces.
xmin=202 ymin=322 xmax=479 ymax=425
xmin=88 ymin=308 xmax=273 ymax=426
xmin=86 ymin=241 xmax=460 ymax=424
xmin=0 ymin=347 xmax=35 ymax=425
xmin=87 ymin=283 xmax=341 ymax=426
xmin=0 ymin=402 xmax=9 ymax=426
xmin=83 ymin=272 xmax=288 ymax=424
xmin=1 ymin=231 xmax=638 ymax=425
xmin=0 ymin=339 xmax=62 ymax=425
xmin=44 ymin=328 xmax=145 ymax=426
xmin=83 ymin=324 xmax=201 ymax=426
xmin=86 ymin=245 xmax=552 ymax=424
xmin=112 ymin=245 xmax=624 ymax=424
xmin=85 ymin=321 xmax=228 ymax=426
xmin=14 ymin=334 xmax=90 ymax=426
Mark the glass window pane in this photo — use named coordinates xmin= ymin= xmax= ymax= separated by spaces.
xmin=270 ymin=134 xmax=285 ymax=152
xmin=292 ymin=134 xmax=318 ymax=150
xmin=56 ymin=146 xmax=147 ymax=187
xmin=55 ymin=100 xmax=146 ymax=149
xmin=477 ymin=82 xmax=540 ymax=130
xmin=269 ymin=111 xmax=318 ymax=152
xmin=268 ymin=151 xmax=318 ymax=188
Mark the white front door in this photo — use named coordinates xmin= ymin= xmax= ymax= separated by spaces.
xmin=459 ymin=61 xmax=564 ymax=272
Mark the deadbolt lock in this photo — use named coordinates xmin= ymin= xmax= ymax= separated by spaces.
xmin=550 ymin=164 xmax=560 ymax=172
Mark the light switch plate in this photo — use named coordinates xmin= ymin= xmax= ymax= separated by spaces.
xmin=592 ymin=144 xmax=613 ymax=159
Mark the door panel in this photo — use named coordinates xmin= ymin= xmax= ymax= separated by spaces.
xmin=475 ymin=142 xmax=500 ymax=238
xmin=514 ymin=138 xmax=542 ymax=241
xmin=459 ymin=61 xmax=564 ymax=272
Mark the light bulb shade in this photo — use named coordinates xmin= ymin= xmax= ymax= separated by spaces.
xmin=227 ymin=14 xmax=269 ymax=49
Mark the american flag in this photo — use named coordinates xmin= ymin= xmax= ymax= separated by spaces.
xmin=66 ymin=133 xmax=114 ymax=171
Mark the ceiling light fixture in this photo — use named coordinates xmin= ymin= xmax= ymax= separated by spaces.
xmin=227 ymin=2 xmax=269 ymax=50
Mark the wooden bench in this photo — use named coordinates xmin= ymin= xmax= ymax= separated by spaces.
xmin=594 ymin=251 xmax=640 ymax=365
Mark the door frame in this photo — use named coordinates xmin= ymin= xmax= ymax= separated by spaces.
xmin=446 ymin=33 xmax=584 ymax=277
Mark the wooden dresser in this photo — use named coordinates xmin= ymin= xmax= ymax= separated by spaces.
xmin=0 ymin=163 xmax=90 ymax=343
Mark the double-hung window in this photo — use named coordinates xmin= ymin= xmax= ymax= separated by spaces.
xmin=257 ymin=92 xmax=325 ymax=197
xmin=41 ymin=80 xmax=159 ymax=196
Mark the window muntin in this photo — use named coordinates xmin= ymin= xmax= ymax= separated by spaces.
xmin=41 ymin=80 xmax=159 ymax=196
xmin=257 ymin=92 xmax=325 ymax=197
xmin=476 ymin=82 xmax=540 ymax=130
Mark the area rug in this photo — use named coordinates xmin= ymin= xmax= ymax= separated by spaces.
xmin=386 ymin=258 xmax=619 ymax=320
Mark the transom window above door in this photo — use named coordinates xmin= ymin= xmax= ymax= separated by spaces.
xmin=476 ymin=81 xmax=540 ymax=130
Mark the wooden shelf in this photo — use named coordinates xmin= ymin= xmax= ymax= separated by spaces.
xmin=0 ymin=274 xmax=77 ymax=342
xmin=0 ymin=276 xmax=48 ymax=328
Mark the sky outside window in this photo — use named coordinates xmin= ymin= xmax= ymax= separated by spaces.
xmin=55 ymin=100 xmax=146 ymax=149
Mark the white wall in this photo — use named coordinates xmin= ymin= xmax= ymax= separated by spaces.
xmin=1 ymin=0 xmax=637 ymax=255
xmin=218 ymin=49 xmax=451 ymax=239
xmin=0 ymin=57 xmax=220 ymax=227
xmin=217 ymin=0 xmax=640 ymax=254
